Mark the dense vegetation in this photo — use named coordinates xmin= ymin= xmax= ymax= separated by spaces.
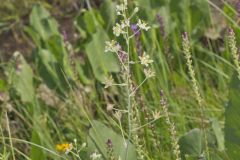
xmin=1 ymin=0 xmax=240 ymax=159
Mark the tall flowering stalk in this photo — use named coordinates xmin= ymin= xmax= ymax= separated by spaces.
xmin=160 ymin=91 xmax=181 ymax=160
xmin=227 ymin=28 xmax=240 ymax=80
xmin=104 ymin=0 xmax=154 ymax=159
xmin=182 ymin=32 xmax=209 ymax=158
xmin=156 ymin=14 xmax=172 ymax=69
xmin=156 ymin=14 xmax=166 ymax=39
xmin=106 ymin=139 xmax=116 ymax=160
xmin=139 ymin=96 xmax=161 ymax=158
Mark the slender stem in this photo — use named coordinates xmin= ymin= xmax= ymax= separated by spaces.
xmin=130 ymin=77 xmax=148 ymax=96
xmin=111 ymin=83 xmax=127 ymax=87
xmin=6 ymin=112 xmax=16 ymax=160
xmin=0 ymin=137 xmax=66 ymax=159
xmin=129 ymin=29 xmax=141 ymax=39
xmin=114 ymin=51 xmax=128 ymax=71
xmin=118 ymin=118 xmax=127 ymax=148
xmin=122 ymin=2 xmax=132 ymax=159
xmin=69 ymin=151 xmax=81 ymax=160
xmin=131 ymin=118 xmax=160 ymax=132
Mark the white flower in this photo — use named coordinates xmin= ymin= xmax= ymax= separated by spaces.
xmin=116 ymin=4 xmax=126 ymax=15
xmin=139 ymin=52 xmax=153 ymax=67
xmin=124 ymin=0 xmax=127 ymax=6
xmin=107 ymin=103 xmax=114 ymax=111
xmin=152 ymin=110 xmax=161 ymax=120
xmin=105 ymin=40 xmax=121 ymax=53
xmin=113 ymin=23 xmax=125 ymax=37
xmin=90 ymin=151 xmax=102 ymax=160
xmin=144 ymin=68 xmax=155 ymax=78
xmin=81 ymin=142 xmax=87 ymax=148
xmin=137 ymin=19 xmax=150 ymax=31
xmin=103 ymin=76 xmax=114 ymax=88
xmin=134 ymin=7 xmax=139 ymax=13
xmin=74 ymin=138 xmax=77 ymax=144
xmin=114 ymin=111 xmax=122 ymax=121
xmin=120 ymin=19 xmax=130 ymax=29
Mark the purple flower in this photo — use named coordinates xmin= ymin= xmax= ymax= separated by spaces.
xmin=182 ymin=31 xmax=188 ymax=41
xmin=106 ymin=139 xmax=113 ymax=148
xmin=160 ymin=90 xmax=164 ymax=97
xmin=131 ymin=24 xmax=140 ymax=37
xmin=131 ymin=24 xmax=143 ymax=56
xmin=116 ymin=43 xmax=127 ymax=62
xmin=156 ymin=14 xmax=165 ymax=38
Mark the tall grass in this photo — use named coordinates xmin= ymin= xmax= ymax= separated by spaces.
xmin=0 ymin=0 xmax=240 ymax=159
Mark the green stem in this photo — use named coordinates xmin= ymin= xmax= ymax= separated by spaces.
xmin=6 ymin=113 xmax=15 ymax=160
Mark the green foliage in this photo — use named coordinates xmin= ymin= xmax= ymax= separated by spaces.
xmin=0 ymin=0 xmax=239 ymax=159
xmin=30 ymin=131 xmax=46 ymax=160
xmin=100 ymin=0 xmax=116 ymax=28
xmin=0 ymin=79 xmax=7 ymax=91
xmin=87 ymin=121 xmax=137 ymax=160
xmin=211 ymin=119 xmax=224 ymax=151
xmin=29 ymin=4 xmax=59 ymax=41
xmin=85 ymin=29 xmax=120 ymax=81
xmin=75 ymin=9 xmax=120 ymax=82
xmin=12 ymin=53 xmax=34 ymax=103
xmin=179 ymin=128 xmax=203 ymax=159
xmin=26 ymin=4 xmax=74 ymax=93
xmin=225 ymin=73 xmax=240 ymax=159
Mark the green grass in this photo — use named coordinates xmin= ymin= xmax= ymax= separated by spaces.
xmin=0 ymin=0 xmax=240 ymax=159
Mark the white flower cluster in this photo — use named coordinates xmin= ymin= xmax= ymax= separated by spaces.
xmin=112 ymin=19 xmax=130 ymax=37
xmin=104 ymin=76 xmax=114 ymax=88
xmin=112 ymin=1 xmax=150 ymax=38
xmin=105 ymin=40 xmax=121 ymax=53
xmin=144 ymin=68 xmax=155 ymax=78
xmin=137 ymin=19 xmax=150 ymax=31
xmin=90 ymin=151 xmax=102 ymax=160
xmin=116 ymin=4 xmax=127 ymax=15
xmin=103 ymin=0 xmax=154 ymax=89
xmin=139 ymin=52 xmax=153 ymax=67
xmin=116 ymin=0 xmax=128 ymax=15
xmin=139 ymin=52 xmax=155 ymax=78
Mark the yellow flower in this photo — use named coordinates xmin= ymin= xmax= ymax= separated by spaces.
xmin=56 ymin=143 xmax=73 ymax=154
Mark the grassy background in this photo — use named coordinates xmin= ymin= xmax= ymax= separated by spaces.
xmin=0 ymin=0 xmax=239 ymax=159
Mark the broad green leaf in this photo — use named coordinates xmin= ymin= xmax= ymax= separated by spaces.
xmin=225 ymin=73 xmax=240 ymax=159
xmin=47 ymin=35 xmax=74 ymax=78
xmin=29 ymin=4 xmax=59 ymax=40
xmin=36 ymin=49 xmax=64 ymax=92
xmin=13 ymin=53 xmax=34 ymax=103
xmin=30 ymin=131 xmax=46 ymax=160
xmin=100 ymin=0 xmax=116 ymax=27
xmin=179 ymin=128 xmax=203 ymax=159
xmin=75 ymin=62 xmax=91 ymax=85
xmin=75 ymin=9 xmax=104 ymax=35
xmin=85 ymin=29 xmax=119 ymax=81
xmin=83 ymin=11 xmax=97 ymax=34
xmin=47 ymin=35 xmax=66 ymax=63
xmin=211 ymin=119 xmax=224 ymax=151
xmin=87 ymin=121 xmax=137 ymax=160
xmin=27 ymin=4 xmax=75 ymax=92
